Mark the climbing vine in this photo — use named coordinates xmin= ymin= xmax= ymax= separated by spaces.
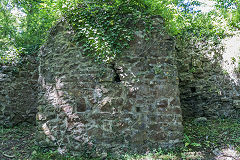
xmin=60 ymin=0 xmax=152 ymax=63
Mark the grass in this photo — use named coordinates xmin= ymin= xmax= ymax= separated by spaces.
xmin=0 ymin=118 xmax=239 ymax=160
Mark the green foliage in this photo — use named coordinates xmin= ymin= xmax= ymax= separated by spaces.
xmin=59 ymin=0 xmax=151 ymax=62
xmin=214 ymin=0 xmax=240 ymax=29
xmin=13 ymin=0 xmax=59 ymax=54
xmin=31 ymin=149 xmax=82 ymax=160
xmin=184 ymin=134 xmax=201 ymax=147
xmin=0 ymin=0 xmax=19 ymax=64
xmin=184 ymin=118 xmax=240 ymax=151
xmin=0 ymin=0 xmax=59 ymax=64
xmin=1 ymin=0 xmax=240 ymax=64
xmin=56 ymin=0 xmax=240 ymax=63
xmin=233 ymin=56 xmax=240 ymax=73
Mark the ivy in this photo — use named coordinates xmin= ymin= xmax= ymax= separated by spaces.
xmin=61 ymin=0 xmax=152 ymax=63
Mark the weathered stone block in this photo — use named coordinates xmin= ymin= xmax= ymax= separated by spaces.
xmin=233 ymin=100 xmax=240 ymax=109
xmin=0 ymin=56 xmax=38 ymax=126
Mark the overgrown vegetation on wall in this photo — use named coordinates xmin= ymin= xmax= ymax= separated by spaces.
xmin=0 ymin=0 xmax=239 ymax=64
xmin=61 ymin=1 xmax=152 ymax=62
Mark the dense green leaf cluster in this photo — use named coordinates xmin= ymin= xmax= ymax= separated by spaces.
xmin=13 ymin=0 xmax=58 ymax=54
xmin=0 ymin=0 xmax=58 ymax=64
xmin=144 ymin=0 xmax=239 ymax=38
xmin=59 ymin=0 xmax=152 ymax=62
xmin=215 ymin=0 xmax=240 ymax=29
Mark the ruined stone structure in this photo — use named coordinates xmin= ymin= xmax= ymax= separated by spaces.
xmin=36 ymin=19 xmax=183 ymax=154
xmin=0 ymin=56 xmax=38 ymax=126
xmin=0 ymin=17 xmax=239 ymax=156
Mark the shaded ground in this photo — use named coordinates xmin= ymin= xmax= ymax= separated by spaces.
xmin=0 ymin=118 xmax=239 ymax=160
xmin=0 ymin=123 xmax=36 ymax=160
xmin=182 ymin=118 xmax=240 ymax=160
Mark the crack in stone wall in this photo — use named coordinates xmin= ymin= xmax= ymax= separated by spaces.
xmin=111 ymin=63 xmax=122 ymax=83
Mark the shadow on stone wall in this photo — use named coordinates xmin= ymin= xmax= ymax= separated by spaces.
xmin=0 ymin=55 xmax=39 ymax=126
xmin=176 ymin=34 xmax=240 ymax=119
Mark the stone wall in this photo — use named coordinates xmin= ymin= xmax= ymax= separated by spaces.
xmin=176 ymin=36 xmax=240 ymax=119
xmin=36 ymin=19 xmax=183 ymax=155
xmin=0 ymin=13 xmax=239 ymax=157
xmin=0 ymin=56 xmax=38 ymax=126
xmin=1 ymin=14 xmax=239 ymax=157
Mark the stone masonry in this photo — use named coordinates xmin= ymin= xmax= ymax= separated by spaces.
xmin=0 ymin=56 xmax=38 ymax=126
xmin=36 ymin=19 xmax=183 ymax=155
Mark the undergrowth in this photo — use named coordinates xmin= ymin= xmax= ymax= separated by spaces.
xmin=1 ymin=118 xmax=239 ymax=160
xmin=183 ymin=118 xmax=240 ymax=152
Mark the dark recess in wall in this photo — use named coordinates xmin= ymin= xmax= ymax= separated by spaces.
xmin=190 ymin=87 xmax=196 ymax=93
xmin=111 ymin=64 xmax=121 ymax=83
